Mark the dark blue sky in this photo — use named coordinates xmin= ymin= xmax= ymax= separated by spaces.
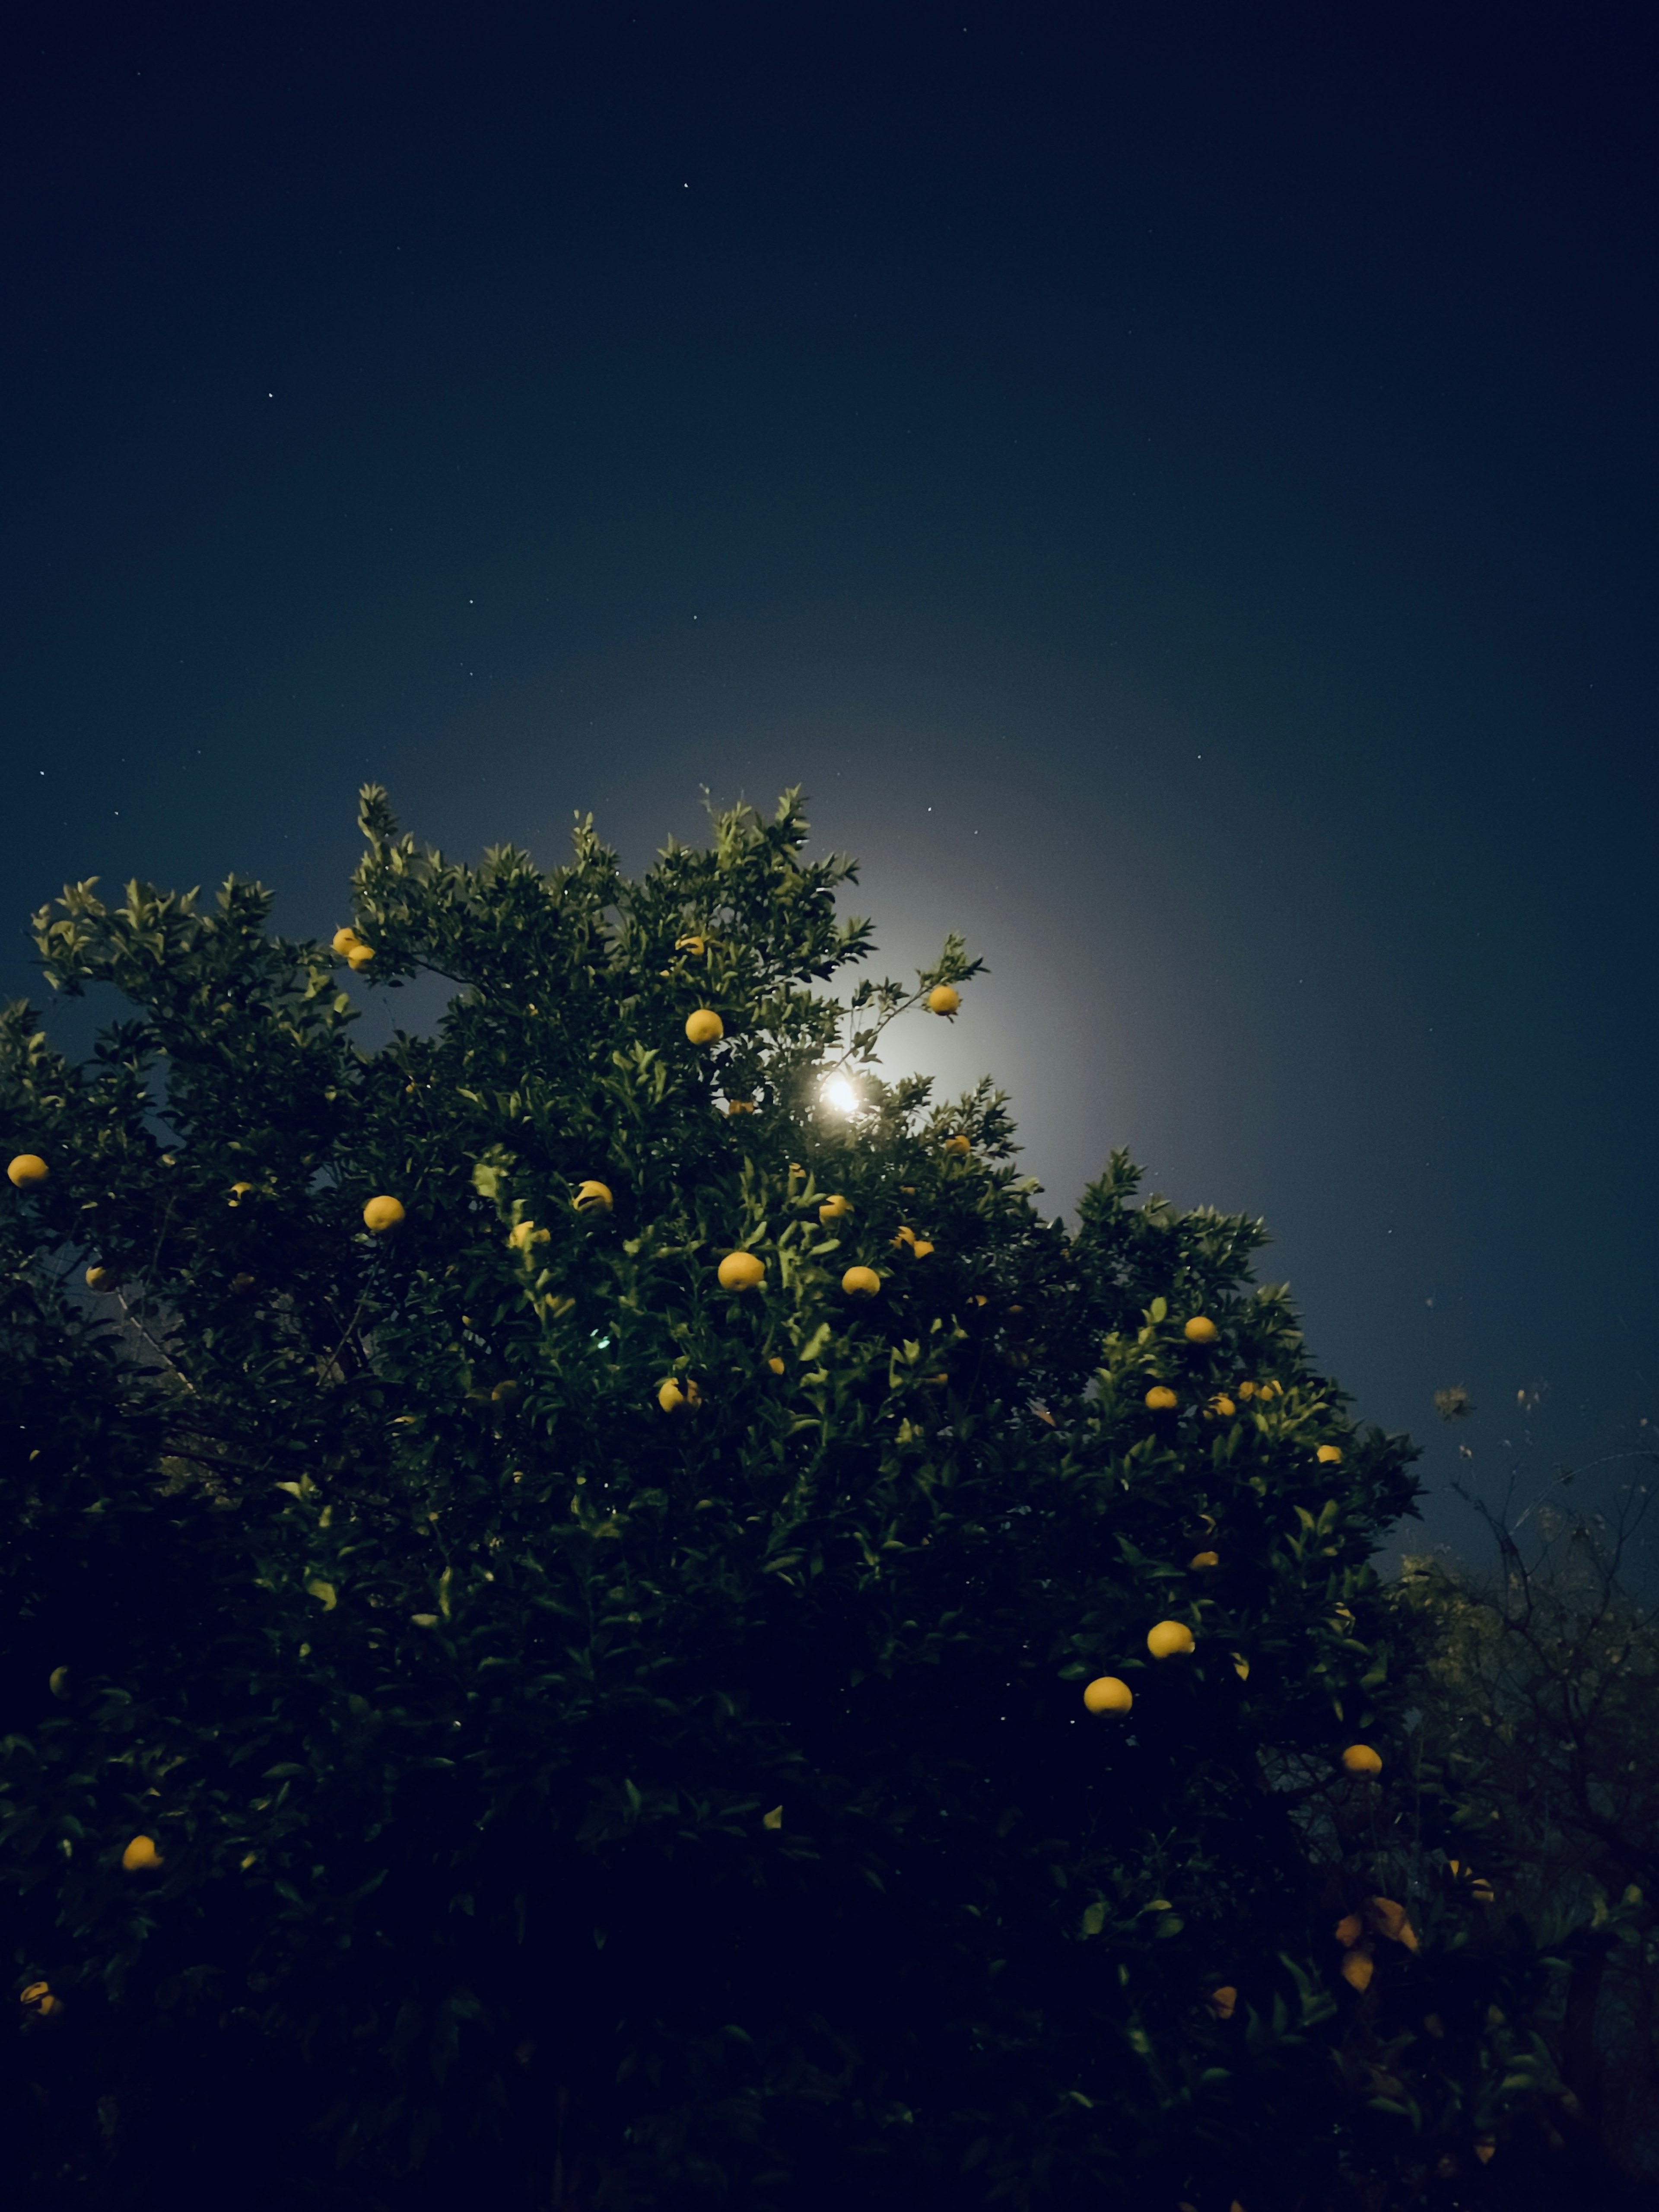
xmin=3 ymin=2 xmax=1654 ymax=1563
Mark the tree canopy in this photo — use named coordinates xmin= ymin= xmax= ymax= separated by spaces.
xmin=0 ymin=791 xmax=1589 ymax=2209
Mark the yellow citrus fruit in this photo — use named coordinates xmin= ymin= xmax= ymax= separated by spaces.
xmin=1203 ymin=1394 xmax=1236 ymax=1419
xmin=717 ymin=1250 xmax=765 ymax=1291
xmin=1144 ymin=1385 xmax=1178 ymax=1411
xmin=20 ymin=1981 xmax=50 ymax=2009
xmin=331 ymin=926 xmax=359 ymax=955
xmin=346 ymin=944 xmax=375 ymax=972
xmin=1147 ymin=1620 xmax=1195 ymax=1658
xmin=7 ymin=1154 xmax=48 ymax=1187
xmin=1183 ymin=1315 xmax=1218 ymax=1343
xmin=48 ymin=1667 xmax=70 ymax=1700
xmin=684 ymin=1008 xmax=724 ymax=1044
xmin=362 ymin=1195 xmax=406 ymax=1234
xmin=1208 ymin=1985 xmax=1238 ymax=2020
xmin=842 ymin=1265 xmax=881 ymax=1297
xmin=573 ymin=1180 xmax=613 ymax=1213
xmin=892 ymin=1226 xmax=935 ymax=1257
xmin=1341 ymin=1744 xmax=1382 ymax=1776
xmin=121 ymin=1835 xmax=161 ymax=1872
xmin=1317 ymin=1443 xmax=1343 ymax=1464
xmin=927 ymin=984 xmax=960 ymax=1015
xmin=675 ymin=934 xmax=706 ymax=955
xmin=1189 ymin=1550 xmax=1220 ymax=1572
xmin=85 ymin=1265 xmax=120 ymax=1294
xmin=818 ymin=1193 xmax=851 ymax=1223
xmin=944 ymin=1133 xmax=971 ymax=1155
xmin=766 ymin=1355 xmax=785 ymax=1375
xmin=1473 ymin=2141 xmax=1495 ymax=2166
xmin=1334 ymin=1912 xmax=1363 ymax=1948
xmin=227 ymin=1181 xmax=254 ymax=1206
xmin=1232 ymin=1652 xmax=1250 ymax=1680
xmin=657 ymin=1377 xmax=701 ymax=1413
xmin=1082 ymin=1676 xmax=1133 ymax=1715
xmin=509 ymin=1221 xmax=550 ymax=1251
xmin=1236 ymin=1380 xmax=1255 ymax=1400
xmin=490 ymin=1379 xmax=519 ymax=1402
xmin=726 ymin=1098 xmax=755 ymax=1115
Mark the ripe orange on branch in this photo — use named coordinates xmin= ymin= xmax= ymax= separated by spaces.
xmin=684 ymin=1008 xmax=724 ymax=1044
xmin=8 ymin=1154 xmax=48 ymax=1187
xmin=1082 ymin=1676 xmax=1133 ymax=1715
xmin=717 ymin=1251 xmax=766 ymax=1291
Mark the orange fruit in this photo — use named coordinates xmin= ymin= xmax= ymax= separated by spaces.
xmin=818 ymin=1194 xmax=851 ymax=1223
xmin=490 ymin=1379 xmax=520 ymax=1402
xmin=121 ymin=1835 xmax=161 ymax=1872
xmin=717 ymin=1250 xmax=765 ymax=1291
xmin=346 ymin=943 xmax=375 ymax=973
xmin=1341 ymin=1744 xmax=1382 ymax=1776
xmin=1208 ymin=1985 xmax=1238 ymax=2020
xmin=20 ymin=1981 xmax=50 ymax=2009
xmin=1203 ymin=1394 xmax=1236 ymax=1419
xmin=658 ymin=1377 xmax=701 ymax=1413
xmin=684 ymin=1008 xmax=724 ymax=1044
xmin=1236 ymin=1380 xmax=1255 ymax=1400
xmin=1473 ymin=2141 xmax=1495 ymax=2165
xmin=227 ymin=1181 xmax=255 ymax=1207
xmin=1147 ymin=1620 xmax=1195 ymax=1658
xmin=1334 ymin=1913 xmax=1363 ymax=1948
xmin=892 ymin=1226 xmax=935 ymax=1257
xmin=48 ymin=1667 xmax=70 ymax=1700
xmin=362 ymin=1195 xmax=405 ymax=1234
xmin=1189 ymin=1550 xmax=1220 ymax=1572
xmin=675 ymin=934 xmax=707 ymax=955
xmin=1144 ymin=1384 xmax=1178 ymax=1412
xmin=331 ymin=926 xmax=359 ymax=955
xmin=573 ymin=1180 xmax=613 ymax=1213
xmin=509 ymin=1221 xmax=550 ymax=1251
xmin=841 ymin=1265 xmax=881 ymax=1297
xmin=1183 ymin=1315 xmax=1218 ymax=1343
xmin=1082 ymin=1675 xmax=1133 ymax=1715
xmin=1317 ymin=1443 xmax=1343 ymax=1464
xmin=944 ymin=1133 xmax=971 ymax=1155
xmin=7 ymin=1154 xmax=48 ymax=1187
xmin=85 ymin=1265 xmax=120 ymax=1294
xmin=766 ymin=1356 xmax=785 ymax=1375
xmin=1232 ymin=1652 xmax=1250 ymax=1680
xmin=726 ymin=1098 xmax=755 ymax=1115
xmin=926 ymin=984 xmax=960 ymax=1015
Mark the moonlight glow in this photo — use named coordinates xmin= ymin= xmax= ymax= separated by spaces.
xmin=819 ymin=1071 xmax=863 ymax=1119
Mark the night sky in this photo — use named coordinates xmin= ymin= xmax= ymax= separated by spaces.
xmin=4 ymin=3 xmax=1654 ymax=1566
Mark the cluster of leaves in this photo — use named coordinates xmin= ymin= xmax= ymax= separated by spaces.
xmin=0 ymin=790 xmax=1576 ymax=2209
xmin=1395 ymin=1489 xmax=1659 ymax=2192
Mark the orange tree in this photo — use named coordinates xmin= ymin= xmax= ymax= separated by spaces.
xmin=0 ymin=790 xmax=1565 ymax=2209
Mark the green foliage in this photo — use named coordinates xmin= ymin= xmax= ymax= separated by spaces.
xmin=0 ymin=791 xmax=1565 ymax=2207
xmin=1397 ymin=1502 xmax=1659 ymax=2181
